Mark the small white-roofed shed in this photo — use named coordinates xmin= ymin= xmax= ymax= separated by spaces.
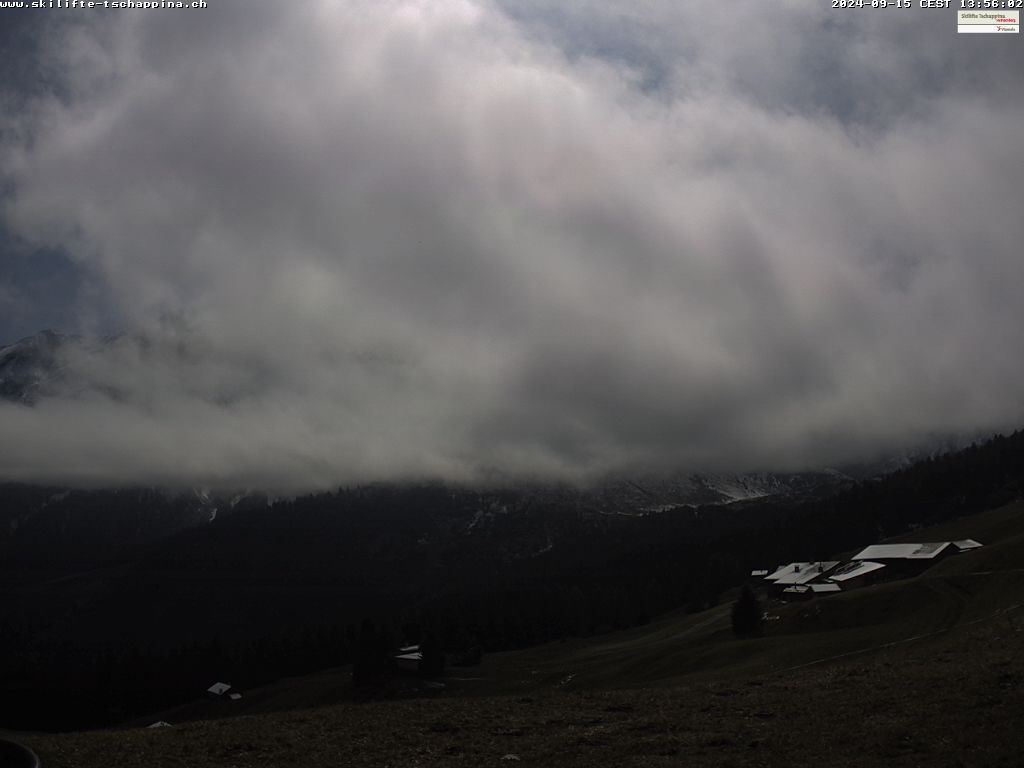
xmin=828 ymin=560 xmax=887 ymax=588
xmin=954 ymin=539 xmax=984 ymax=551
xmin=206 ymin=682 xmax=231 ymax=698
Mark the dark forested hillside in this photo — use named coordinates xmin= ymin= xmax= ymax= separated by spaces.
xmin=1 ymin=429 xmax=1022 ymax=729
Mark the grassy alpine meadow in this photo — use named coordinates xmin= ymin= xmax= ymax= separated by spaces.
xmin=16 ymin=500 xmax=1024 ymax=767
xmin=17 ymin=615 xmax=1024 ymax=767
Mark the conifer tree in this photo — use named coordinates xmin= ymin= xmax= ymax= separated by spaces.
xmin=731 ymin=584 xmax=763 ymax=637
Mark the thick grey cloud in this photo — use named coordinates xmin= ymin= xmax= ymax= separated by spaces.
xmin=1 ymin=0 xmax=1022 ymax=490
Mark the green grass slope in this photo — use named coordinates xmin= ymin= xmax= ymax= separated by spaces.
xmin=16 ymin=498 xmax=1024 ymax=767
xmin=20 ymin=613 xmax=1024 ymax=767
xmin=454 ymin=499 xmax=1024 ymax=694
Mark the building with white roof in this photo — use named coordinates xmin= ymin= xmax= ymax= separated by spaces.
xmin=830 ymin=560 xmax=886 ymax=581
xmin=767 ymin=561 xmax=840 ymax=586
xmin=809 ymin=583 xmax=842 ymax=594
xmin=828 ymin=560 xmax=887 ymax=586
xmin=759 ymin=537 xmax=982 ymax=599
xmin=852 ymin=542 xmax=953 ymax=561
xmin=850 ymin=539 xmax=981 ymax=576
xmin=395 ymin=645 xmax=423 ymax=674
xmin=206 ymin=682 xmax=231 ymax=698
xmin=954 ymin=539 xmax=984 ymax=551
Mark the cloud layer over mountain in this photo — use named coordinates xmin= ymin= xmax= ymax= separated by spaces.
xmin=1 ymin=1 xmax=1022 ymax=489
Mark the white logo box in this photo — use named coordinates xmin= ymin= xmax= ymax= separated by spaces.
xmin=957 ymin=9 xmax=1019 ymax=32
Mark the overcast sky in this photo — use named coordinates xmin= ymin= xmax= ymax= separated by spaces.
xmin=1 ymin=1 xmax=1023 ymax=490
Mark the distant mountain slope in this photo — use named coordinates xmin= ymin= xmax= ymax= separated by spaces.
xmin=0 ymin=329 xmax=76 ymax=404
xmin=577 ymin=469 xmax=854 ymax=512
xmin=0 ymin=484 xmax=241 ymax=572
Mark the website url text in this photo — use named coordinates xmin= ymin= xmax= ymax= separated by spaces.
xmin=1 ymin=1 xmax=208 ymax=8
